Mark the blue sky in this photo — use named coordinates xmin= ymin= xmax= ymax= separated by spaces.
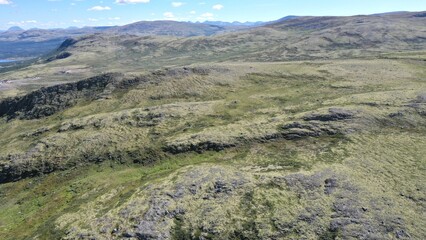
xmin=0 ymin=0 xmax=425 ymax=30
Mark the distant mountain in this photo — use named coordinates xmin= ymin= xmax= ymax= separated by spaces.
xmin=202 ymin=16 xmax=299 ymax=27
xmin=0 ymin=21 xmax=245 ymax=60
xmin=7 ymin=26 xmax=24 ymax=32
xmin=3 ymin=11 xmax=426 ymax=61
xmin=0 ymin=26 xmax=113 ymax=59
xmin=52 ymin=11 xmax=426 ymax=69
xmin=90 ymin=26 xmax=116 ymax=31
xmin=371 ymin=11 xmax=411 ymax=16
xmin=276 ymin=15 xmax=299 ymax=21
xmin=108 ymin=20 xmax=230 ymax=37
xmin=0 ymin=21 xmax=236 ymax=59
xmin=203 ymin=21 xmax=266 ymax=27
xmin=0 ymin=26 xmax=112 ymax=42
xmin=0 ymin=18 xmax=296 ymax=44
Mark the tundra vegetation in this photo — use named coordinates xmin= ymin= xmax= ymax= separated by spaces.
xmin=0 ymin=11 xmax=425 ymax=240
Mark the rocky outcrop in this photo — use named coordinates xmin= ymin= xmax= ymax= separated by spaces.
xmin=58 ymin=166 xmax=253 ymax=240
xmin=0 ymin=146 xmax=165 ymax=183
xmin=273 ymin=170 xmax=411 ymax=239
xmin=56 ymin=166 xmax=413 ymax=240
xmin=281 ymin=121 xmax=343 ymax=139
xmin=164 ymin=140 xmax=237 ymax=154
xmin=413 ymin=12 xmax=426 ymax=18
xmin=165 ymin=109 xmax=356 ymax=154
xmin=57 ymin=38 xmax=78 ymax=51
xmin=46 ymin=51 xmax=72 ymax=62
xmin=303 ymin=108 xmax=355 ymax=121
xmin=0 ymin=73 xmax=122 ymax=120
xmin=0 ymin=67 xmax=220 ymax=121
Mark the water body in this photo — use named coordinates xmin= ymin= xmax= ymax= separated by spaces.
xmin=0 ymin=59 xmax=16 ymax=63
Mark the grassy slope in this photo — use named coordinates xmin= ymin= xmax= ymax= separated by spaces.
xmin=1 ymin=12 xmax=425 ymax=99
xmin=0 ymin=57 xmax=425 ymax=239
xmin=0 ymin=12 xmax=426 ymax=240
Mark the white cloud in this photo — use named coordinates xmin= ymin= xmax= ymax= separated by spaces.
xmin=88 ymin=18 xmax=99 ymax=22
xmin=88 ymin=6 xmax=111 ymax=11
xmin=163 ymin=12 xmax=175 ymax=19
xmin=190 ymin=10 xmax=196 ymax=14
xmin=26 ymin=20 xmax=37 ymax=23
xmin=0 ymin=0 xmax=12 ymax=5
xmin=212 ymin=4 xmax=223 ymax=10
xmin=115 ymin=0 xmax=150 ymax=4
xmin=171 ymin=2 xmax=184 ymax=7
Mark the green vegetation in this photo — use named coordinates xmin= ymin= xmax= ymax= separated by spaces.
xmin=0 ymin=12 xmax=426 ymax=239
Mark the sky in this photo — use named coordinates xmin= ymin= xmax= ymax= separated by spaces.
xmin=0 ymin=0 xmax=425 ymax=30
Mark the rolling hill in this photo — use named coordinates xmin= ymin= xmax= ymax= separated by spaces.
xmin=0 ymin=20 xmax=248 ymax=60
xmin=1 ymin=11 xmax=425 ymax=98
xmin=0 ymin=11 xmax=425 ymax=240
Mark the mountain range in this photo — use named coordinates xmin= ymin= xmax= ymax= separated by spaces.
xmin=0 ymin=19 xmax=269 ymax=60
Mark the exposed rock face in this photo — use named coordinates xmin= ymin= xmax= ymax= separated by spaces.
xmin=0 ymin=158 xmax=57 ymax=184
xmin=277 ymin=170 xmax=410 ymax=239
xmin=165 ymin=108 xmax=358 ymax=155
xmin=0 ymin=73 xmax=122 ymax=120
xmin=0 ymin=67 xmax=230 ymax=183
xmin=58 ymin=166 xmax=253 ymax=239
xmin=56 ymin=166 xmax=412 ymax=240
xmin=57 ymin=38 xmax=78 ymax=51
xmin=415 ymin=93 xmax=426 ymax=103
xmin=164 ymin=140 xmax=237 ymax=154
xmin=406 ymin=94 xmax=426 ymax=116
xmin=0 ymin=145 xmax=166 ymax=183
xmin=0 ymin=66 xmax=222 ymax=121
xmin=281 ymin=121 xmax=343 ymax=139
xmin=46 ymin=51 xmax=72 ymax=62
xmin=414 ymin=12 xmax=426 ymax=18
xmin=303 ymin=108 xmax=355 ymax=121
xmin=324 ymin=178 xmax=338 ymax=194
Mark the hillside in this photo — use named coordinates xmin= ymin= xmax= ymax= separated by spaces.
xmin=0 ymin=20 xmax=244 ymax=60
xmin=0 ymin=12 xmax=425 ymax=240
xmin=1 ymin=11 xmax=425 ymax=99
